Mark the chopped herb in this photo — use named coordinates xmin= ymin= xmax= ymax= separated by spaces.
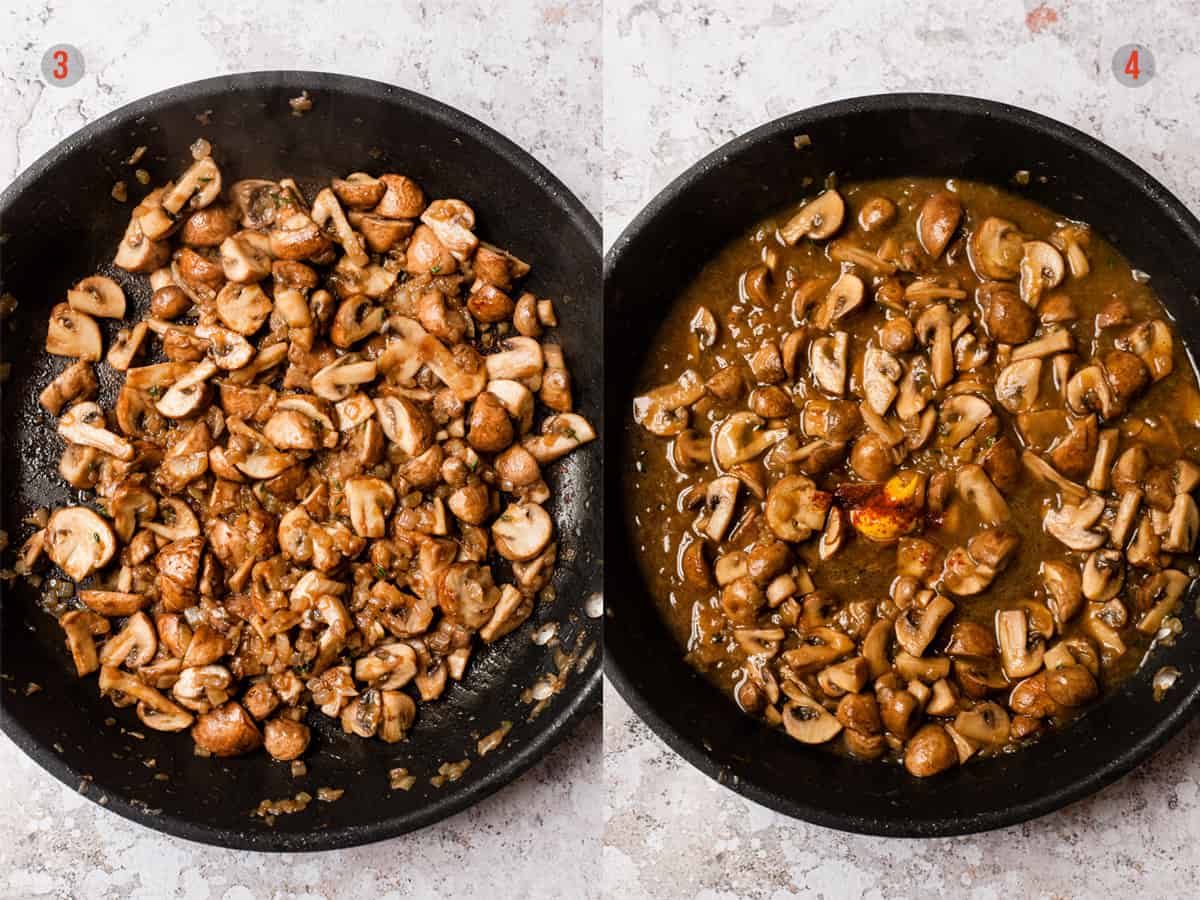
xmin=197 ymin=177 xmax=212 ymax=185
xmin=375 ymin=565 xmax=388 ymax=580
xmin=565 ymin=428 xmax=579 ymax=440
xmin=92 ymin=532 xmax=100 ymax=543
xmin=147 ymin=385 xmax=160 ymax=397
xmin=430 ymin=264 xmax=441 ymax=274
xmin=467 ymin=459 xmax=478 ymax=472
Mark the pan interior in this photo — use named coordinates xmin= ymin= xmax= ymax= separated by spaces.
xmin=0 ymin=72 xmax=601 ymax=851
xmin=604 ymin=94 xmax=1200 ymax=836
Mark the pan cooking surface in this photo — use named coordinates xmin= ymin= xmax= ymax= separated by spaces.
xmin=0 ymin=71 xmax=601 ymax=851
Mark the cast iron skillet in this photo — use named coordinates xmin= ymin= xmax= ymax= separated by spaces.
xmin=605 ymin=93 xmax=1200 ymax=837
xmin=0 ymin=71 xmax=602 ymax=851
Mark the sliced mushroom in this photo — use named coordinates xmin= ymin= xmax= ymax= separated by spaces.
xmin=39 ymin=361 xmax=98 ymax=416
xmin=780 ymin=190 xmax=844 ymax=244
xmin=1041 ymin=560 xmax=1084 ymax=626
xmin=703 ymin=476 xmax=740 ymax=542
xmin=1043 ymin=494 xmax=1106 ymax=550
xmin=44 ymin=506 xmax=117 ymax=581
xmin=1066 ymin=365 xmax=1118 ymax=420
xmin=765 ymin=475 xmax=831 ymax=542
xmin=374 ymin=394 xmax=434 ymax=456
xmin=915 ymin=305 xmax=953 ymax=388
xmin=492 ymin=503 xmax=553 ymax=561
xmin=1082 ymin=549 xmax=1125 ymax=601
xmin=632 ymin=369 xmax=705 ymax=437
xmin=46 ymin=303 xmax=102 ymax=360
xmin=523 ymin=413 xmax=596 ymax=463
xmin=895 ymin=594 xmax=955 ymax=657
xmin=1018 ymin=241 xmax=1065 ymax=306
xmin=810 ymin=332 xmax=849 ymax=396
xmin=969 ymin=217 xmax=1024 ymax=280
xmin=219 ymin=230 xmax=273 ymax=283
xmin=917 ymin=191 xmax=962 ymax=259
xmin=309 ymin=355 xmax=377 ymax=402
xmin=1022 ymin=451 xmax=1088 ymax=501
xmin=1120 ymin=319 xmax=1173 ymax=382
xmin=956 ymin=464 xmax=1009 ymax=525
xmin=713 ymin=412 xmax=788 ymax=469
xmin=1163 ymin=493 xmax=1199 ymax=553
xmin=994 ymin=358 xmax=1041 ymax=414
xmin=996 ymin=609 xmax=1044 ymax=679
xmin=1010 ymin=328 xmax=1073 ymax=362
xmin=815 ymin=274 xmax=864 ymax=330
xmin=156 ymin=360 xmax=217 ymax=418
xmin=99 ymin=611 xmax=158 ymax=669
xmin=862 ymin=346 xmax=902 ymax=415
xmin=345 ymin=476 xmax=397 ymax=538
xmin=67 ymin=275 xmax=126 ymax=319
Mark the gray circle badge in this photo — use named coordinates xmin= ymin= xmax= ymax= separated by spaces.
xmin=1112 ymin=43 xmax=1155 ymax=87
xmin=41 ymin=44 xmax=85 ymax=87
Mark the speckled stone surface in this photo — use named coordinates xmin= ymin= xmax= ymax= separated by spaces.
xmin=603 ymin=1 xmax=1200 ymax=897
xmin=0 ymin=1 xmax=601 ymax=897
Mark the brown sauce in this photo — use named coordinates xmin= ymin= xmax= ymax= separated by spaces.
xmin=626 ymin=177 xmax=1200 ymax=776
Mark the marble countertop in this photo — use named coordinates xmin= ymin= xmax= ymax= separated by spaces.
xmin=603 ymin=1 xmax=1200 ymax=897
xmin=0 ymin=1 xmax=601 ymax=898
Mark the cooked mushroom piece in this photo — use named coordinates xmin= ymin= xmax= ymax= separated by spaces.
xmin=969 ymin=217 xmax=1024 ymax=280
xmin=894 ymin=594 xmax=955 ymax=657
xmin=1082 ymin=549 xmax=1125 ymax=602
xmin=1163 ymin=493 xmax=1199 ymax=553
xmin=492 ymin=503 xmax=553 ymax=561
xmin=765 ymin=475 xmax=831 ymax=542
xmin=67 ymin=275 xmax=126 ymax=319
xmin=698 ymin=475 xmax=740 ymax=542
xmin=1018 ymin=241 xmax=1065 ymax=306
xmin=994 ymin=358 xmax=1041 ymax=414
xmin=1120 ymin=319 xmax=1173 ymax=382
xmin=344 ymin=477 xmax=397 ymax=538
xmin=862 ymin=346 xmax=902 ymax=415
xmin=904 ymin=724 xmax=959 ymax=777
xmin=809 ymin=332 xmax=849 ymax=396
xmin=917 ymin=190 xmax=962 ymax=259
xmin=780 ymin=190 xmax=844 ymax=244
xmin=1043 ymin=495 xmax=1106 ymax=550
xmin=46 ymin=303 xmax=102 ymax=360
xmin=782 ymin=695 xmax=843 ymax=744
xmin=1041 ymin=560 xmax=1084 ymax=626
xmin=996 ymin=609 xmax=1044 ymax=679
xmin=44 ymin=506 xmax=117 ymax=581
xmin=191 ymin=702 xmax=263 ymax=757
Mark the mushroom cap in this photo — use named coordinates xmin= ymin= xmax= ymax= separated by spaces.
xmin=904 ymin=724 xmax=959 ymax=777
xmin=714 ymin=412 xmax=788 ymax=469
xmin=45 ymin=506 xmax=117 ymax=581
xmin=191 ymin=702 xmax=263 ymax=757
xmin=917 ymin=190 xmax=962 ymax=259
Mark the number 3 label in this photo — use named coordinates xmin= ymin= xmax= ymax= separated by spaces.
xmin=40 ymin=44 xmax=84 ymax=87
xmin=1113 ymin=43 xmax=1155 ymax=88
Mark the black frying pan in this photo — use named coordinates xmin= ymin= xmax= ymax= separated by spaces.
xmin=0 ymin=71 xmax=602 ymax=850
xmin=605 ymin=93 xmax=1200 ymax=836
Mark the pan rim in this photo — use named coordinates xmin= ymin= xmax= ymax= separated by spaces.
xmin=0 ymin=69 xmax=601 ymax=852
xmin=603 ymin=90 xmax=1200 ymax=838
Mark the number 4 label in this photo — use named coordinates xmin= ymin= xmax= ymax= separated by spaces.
xmin=1113 ymin=43 xmax=1155 ymax=87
